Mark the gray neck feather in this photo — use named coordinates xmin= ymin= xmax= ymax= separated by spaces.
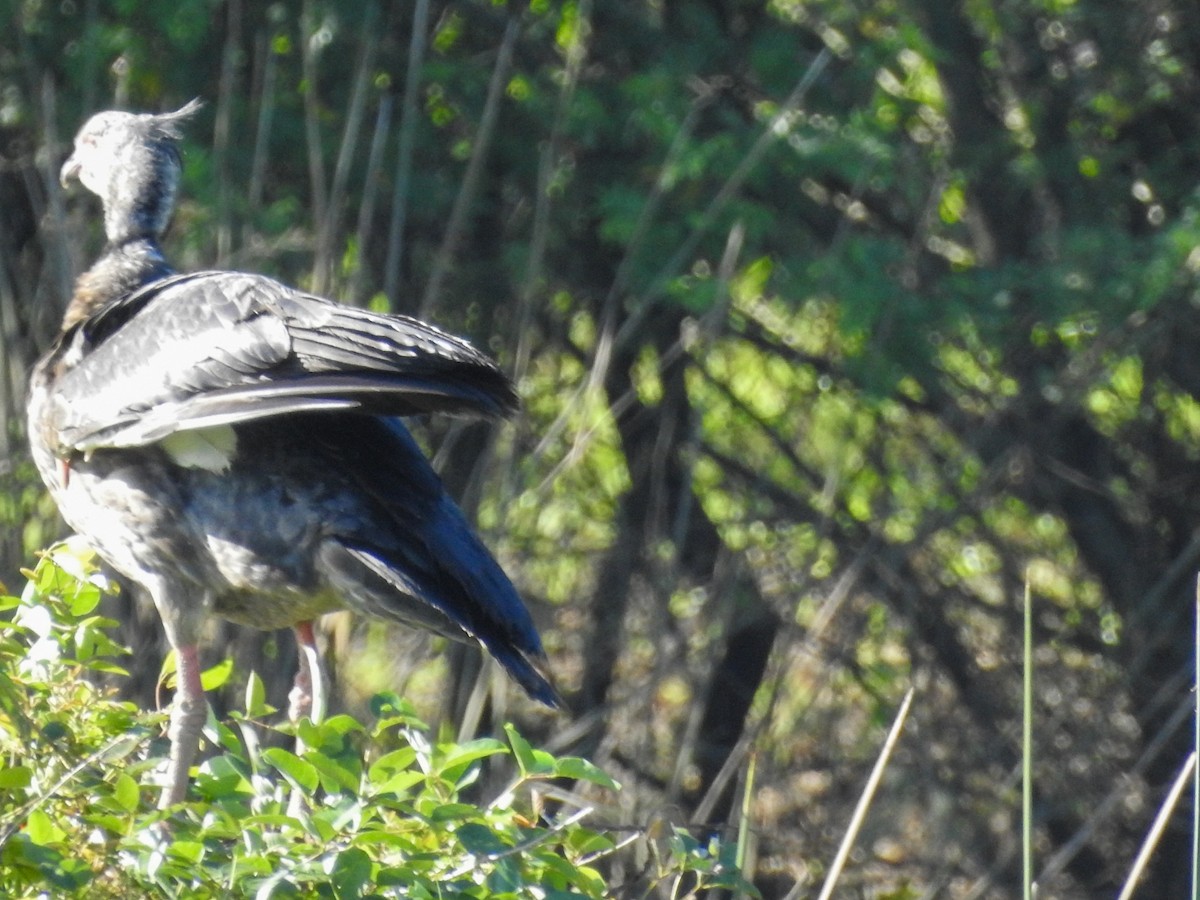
xmin=72 ymin=138 xmax=180 ymax=319
xmin=103 ymin=141 xmax=180 ymax=245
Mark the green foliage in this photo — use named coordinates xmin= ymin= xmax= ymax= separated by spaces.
xmin=0 ymin=543 xmax=757 ymax=898
xmin=7 ymin=0 xmax=1200 ymax=889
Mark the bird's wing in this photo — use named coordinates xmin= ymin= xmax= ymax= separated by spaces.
xmin=48 ymin=271 xmax=518 ymax=454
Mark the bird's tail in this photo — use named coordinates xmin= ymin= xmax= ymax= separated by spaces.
xmin=314 ymin=418 xmax=560 ymax=708
xmin=334 ymin=514 xmax=561 ymax=709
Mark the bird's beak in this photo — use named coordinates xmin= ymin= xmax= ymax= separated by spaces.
xmin=59 ymin=154 xmax=81 ymax=190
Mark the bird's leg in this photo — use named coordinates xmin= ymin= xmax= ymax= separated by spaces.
xmin=159 ymin=643 xmax=206 ymax=808
xmin=289 ymin=621 xmax=327 ymax=726
xmin=286 ymin=622 xmax=327 ymax=819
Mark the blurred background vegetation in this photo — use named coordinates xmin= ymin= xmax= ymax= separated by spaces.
xmin=3 ymin=0 xmax=1200 ymax=895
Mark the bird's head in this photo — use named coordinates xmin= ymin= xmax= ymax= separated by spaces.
xmin=61 ymin=99 xmax=203 ymax=244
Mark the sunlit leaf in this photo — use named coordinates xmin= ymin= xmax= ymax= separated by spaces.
xmin=262 ymin=748 xmax=319 ymax=794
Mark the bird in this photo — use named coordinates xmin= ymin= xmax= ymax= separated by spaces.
xmin=28 ymin=100 xmax=558 ymax=809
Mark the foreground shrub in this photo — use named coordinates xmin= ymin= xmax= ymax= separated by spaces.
xmin=0 ymin=540 xmax=756 ymax=898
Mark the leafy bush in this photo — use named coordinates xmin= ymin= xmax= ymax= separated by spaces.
xmin=0 ymin=541 xmax=757 ymax=898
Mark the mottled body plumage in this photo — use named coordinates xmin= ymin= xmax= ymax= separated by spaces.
xmin=29 ymin=101 xmax=556 ymax=808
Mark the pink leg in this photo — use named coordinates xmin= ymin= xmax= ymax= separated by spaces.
xmin=286 ymin=623 xmax=327 ymax=816
xmin=288 ymin=621 xmax=327 ymax=725
xmin=159 ymin=643 xmax=206 ymax=808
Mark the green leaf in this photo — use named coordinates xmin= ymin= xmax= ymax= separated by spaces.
xmin=456 ymin=822 xmax=510 ymax=856
xmin=17 ymin=603 xmax=52 ymax=639
xmin=315 ymin=794 xmax=365 ymax=833
xmin=309 ymin=812 xmax=337 ymax=843
xmin=253 ymin=869 xmax=296 ymax=900
xmin=330 ymin=846 xmax=373 ymax=897
xmin=200 ymin=657 xmax=234 ymax=691
xmin=436 ymin=737 xmax=508 ymax=779
xmin=371 ymin=770 xmax=425 ymax=798
xmin=243 ymin=813 xmax=304 ymax=832
xmin=244 ymin=670 xmax=269 ymax=717
xmin=538 ymin=852 xmax=608 ymax=895
xmin=66 ymin=584 xmax=101 ymax=617
xmin=368 ymin=691 xmax=418 ymax=721
xmin=565 ymin=827 xmax=616 ymax=858
xmin=75 ymin=619 xmax=127 ymax=662
xmin=82 ymin=812 xmax=128 ymax=836
xmin=0 ymin=764 xmax=33 ymax=789
xmin=25 ymin=808 xmax=67 ymax=845
xmin=552 ymin=756 xmax=620 ymax=791
xmin=318 ymin=714 xmax=366 ymax=737
xmin=30 ymin=847 xmax=92 ymax=890
xmin=194 ymin=762 xmax=251 ymax=801
xmin=158 ymin=650 xmax=178 ymax=687
xmin=113 ymin=772 xmax=141 ymax=812
xmin=167 ymin=840 xmax=205 ymax=864
xmin=297 ymin=713 xmax=364 ymax=754
xmin=307 ymin=750 xmax=361 ymax=794
xmin=83 ymin=659 xmax=130 ymax=676
xmin=351 ymin=829 xmax=421 ymax=851
xmin=262 ymin=747 xmax=320 ymax=794
xmin=428 ymin=802 xmax=480 ymax=823
xmin=47 ymin=538 xmax=101 ymax=585
xmin=504 ymin=723 xmax=540 ymax=776
xmin=210 ymin=719 xmax=246 ymax=755
xmin=368 ymin=746 xmax=417 ymax=782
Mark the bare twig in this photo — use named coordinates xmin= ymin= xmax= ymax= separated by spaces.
xmin=1024 ymin=577 xmax=1034 ymax=900
xmin=300 ymin=0 xmax=329 ymax=259
xmin=532 ymin=51 xmax=829 ymax=480
xmin=1194 ymin=578 xmax=1199 ymax=900
xmin=82 ymin=0 xmax=99 ymax=113
xmin=585 ymin=89 xmax=711 ymax=401
xmin=609 ymin=48 xmax=831 ymax=360
xmin=512 ymin=0 xmax=592 ymax=384
xmin=1116 ymin=751 xmax=1197 ymax=900
xmin=382 ymin=0 xmax=430 ymax=309
xmin=213 ymin=0 xmax=241 ymax=265
xmin=522 ymin=84 xmax=712 ymax=475
xmin=315 ymin=1 xmax=379 ymax=294
xmin=420 ymin=14 xmax=521 ymax=319
xmin=351 ymin=92 xmax=393 ymax=306
xmin=665 ymin=548 xmax=737 ymax=803
xmin=39 ymin=75 xmax=75 ymax=323
xmin=816 ymin=688 xmax=915 ymax=900
xmin=1037 ymin=684 xmax=1195 ymax=884
xmin=248 ymin=29 xmax=278 ymax=213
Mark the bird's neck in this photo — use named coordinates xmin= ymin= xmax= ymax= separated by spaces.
xmin=103 ymin=165 xmax=178 ymax=247
xmin=63 ymin=236 xmax=173 ymax=329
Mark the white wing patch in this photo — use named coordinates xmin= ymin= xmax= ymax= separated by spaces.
xmin=160 ymin=425 xmax=238 ymax=473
